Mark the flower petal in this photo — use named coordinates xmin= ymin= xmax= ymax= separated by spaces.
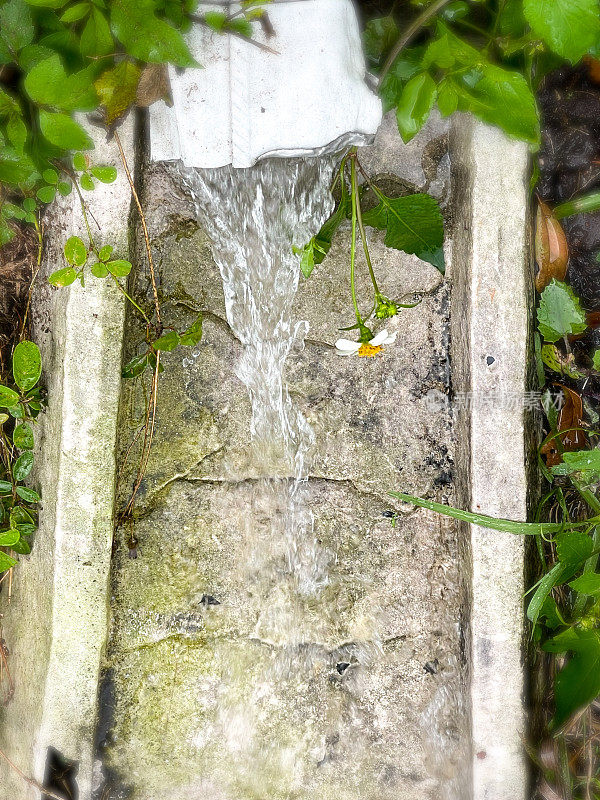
xmin=369 ymin=329 xmax=389 ymax=347
xmin=382 ymin=330 xmax=398 ymax=345
xmin=335 ymin=338 xmax=360 ymax=353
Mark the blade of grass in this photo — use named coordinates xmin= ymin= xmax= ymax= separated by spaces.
xmin=389 ymin=492 xmax=599 ymax=535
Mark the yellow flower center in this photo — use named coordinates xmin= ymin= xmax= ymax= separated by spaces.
xmin=358 ymin=343 xmax=383 ymax=358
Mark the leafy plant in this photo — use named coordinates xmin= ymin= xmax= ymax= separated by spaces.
xmin=0 ymin=0 xmax=272 ymax=247
xmin=364 ymin=0 xmax=600 ymax=148
xmin=0 ymin=340 xmax=43 ymax=574
xmin=296 ymin=148 xmax=443 ymax=342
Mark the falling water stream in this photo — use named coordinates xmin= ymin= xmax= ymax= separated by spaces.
xmin=179 ymin=157 xmax=335 ymax=598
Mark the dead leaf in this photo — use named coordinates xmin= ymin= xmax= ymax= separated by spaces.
xmin=586 ymin=310 xmax=600 ymax=328
xmin=136 ymin=64 xmax=173 ymax=109
xmin=584 ymin=55 xmax=600 ymax=85
xmin=95 ymin=61 xmax=141 ymax=127
xmin=541 ymin=384 xmax=587 ymax=466
xmin=535 ymin=199 xmax=569 ymax=292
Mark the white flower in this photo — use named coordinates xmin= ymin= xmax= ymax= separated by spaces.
xmin=335 ymin=329 xmax=397 ymax=357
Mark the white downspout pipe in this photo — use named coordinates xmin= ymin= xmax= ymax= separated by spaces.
xmin=149 ymin=0 xmax=382 ymax=167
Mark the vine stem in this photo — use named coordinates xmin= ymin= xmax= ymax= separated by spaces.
xmin=378 ymin=0 xmax=453 ymax=87
xmin=113 ymin=130 xmax=161 ymax=329
xmin=109 ymin=274 xmax=151 ymax=326
xmin=0 ymin=747 xmax=67 ymax=800
xmin=120 ymin=353 xmax=160 ymax=521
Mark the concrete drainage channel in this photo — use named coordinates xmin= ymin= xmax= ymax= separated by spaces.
xmin=0 ymin=16 xmax=533 ymax=800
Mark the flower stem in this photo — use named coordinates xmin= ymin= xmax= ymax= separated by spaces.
xmin=349 ymin=157 xmax=365 ymax=334
xmin=351 ymin=154 xmax=381 ymax=300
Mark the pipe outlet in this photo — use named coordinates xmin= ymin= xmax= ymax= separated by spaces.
xmin=149 ymin=0 xmax=383 ymax=168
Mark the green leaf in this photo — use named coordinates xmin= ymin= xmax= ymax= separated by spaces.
xmin=396 ymin=72 xmax=437 ymax=143
xmin=556 ymin=530 xmax=594 ymax=565
xmin=64 ymin=235 xmax=87 ymax=266
xmin=39 ymin=110 xmax=94 ymax=150
xmin=36 ymin=185 xmax=56 ymax=203
xmin=90 ymin=165 xmax=117 ymax=183
xmin=537 ymin=280 xmax=587 ymax=342
xmin=592 ymin=349 xmax=600 ymax=371
xmin=106 ymin=259 xmax=131 ymax=277
xmin=569 ymin=572 xmax=600 ymax=596
xmin=73 ymin=152 xmax=87 ymax=171
xmin=0 ymin=414 xmax=8 ymax=425
xmin=544 ymin=630 xmax=600 ymax=727
xmin=179 ymin=314 xmax=203 ymax=346
xmin=10 ymin=506 xmax=32 ymax=526
xmin=363 ymin=15 xmax=398 ymax=64
xmin=60 ymin=2 xmax=91 ymax=22
xmin=7 ymin=403 xmax=23 ymax=418
xmin=552 ymin=449 xmax=600 ymax=483
xmin=24 ymin=55 xmax=98 ymax=111
xmin=389 ymin=491 xmax=572 ymax=535
xmin=57 ymin=181 xmax=72 ymax=196
xmin=0 ymin=0 xmax=34 ymax=59
xmin=0 ymin=145 xmax=35 ymax=185
xmin=450 ymin=65 xmax=540 ymax=145
xmin=201 ymin=10 xmax=226 ymax=31
xmin=91 ymin=262 xmax=108 ymax=278
xmin=362 ymin=192 xmax=445 ymax=272
xmin=6 ymin=115 xmax=27 ymax=151
xmin=379 ymin=48 xmax=424 ymax=113
xmin=13 ymin=423 xmax=34 ymax=450
xmin=98 ymin=244 xmax=113 ymax=261
xmin=16 ymin=486 xmax=40 ymax=503
xmin=527 ymin=561 xmax=571 ymax=626
xmin=80 ymin=7 xmax=113 ymax=57
xmin=25 ymin=0 xmax=67 ymax=6
xmin=110 ymin=0 xmax=196 ymax=67
xmin=227 ymin=18 xmax=252 ymax=37
xmin=437 ymin=79 xmax=459 ymax=116
xmin=0 ymin=529 xmax=20 ymax=548
xmin=523 ymin=0 xmax=600 ymax=63
xmin=297 ymin=195 xmax=351 ymax=278
xmin=42 ymin=168 xmax=58 ymax=184
xmin=94 ymin=61 xmax=141 ymax=125
xmin=0 ymin=482 xmax=12 ymax=493
xmin=12 ymin=538 xmax=31 ymax=554
xmin=80 ymin=172 xmax=95 ymax=191
xmin=48 ymin=266 xmax=77 ymax=287
xmin=0 ymin=551 xmax=18 ymax=573
xmin=13 ymin=451 xmax=33 ymax=481
xmin=0 ymin=385 xmax=19 ymax=408
xmin=423 ymin=27 xmax=479 ymax=70
xmin=153 ymin=330 xmax=180 ymax=351
xmin=122 ymin=353 xmax=150 ymax=379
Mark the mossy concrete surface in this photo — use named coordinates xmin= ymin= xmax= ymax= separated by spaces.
xmin=102 ymin=113 xmax=469 ymax=800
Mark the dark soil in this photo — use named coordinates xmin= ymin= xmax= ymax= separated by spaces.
xmin=538 ymin=65 xmax=600 ymax=311
xmin=0 ymin=223 xmax=38 ymax=372
xmin=538 ymin=64 xmax=600 ymax=412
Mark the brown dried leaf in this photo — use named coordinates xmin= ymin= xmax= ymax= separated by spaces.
xmin=136 ymin=64 xmax=173 ymax=109
xmin=586 ymin=310 xmax=600 ymax=328
xmin=584 ymin=55 xmax=600 ymax=85
xmin=535 ymin=199 xmax=569 ymax=292
xmin=542 ymin=384 xmax=588 ymax=466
